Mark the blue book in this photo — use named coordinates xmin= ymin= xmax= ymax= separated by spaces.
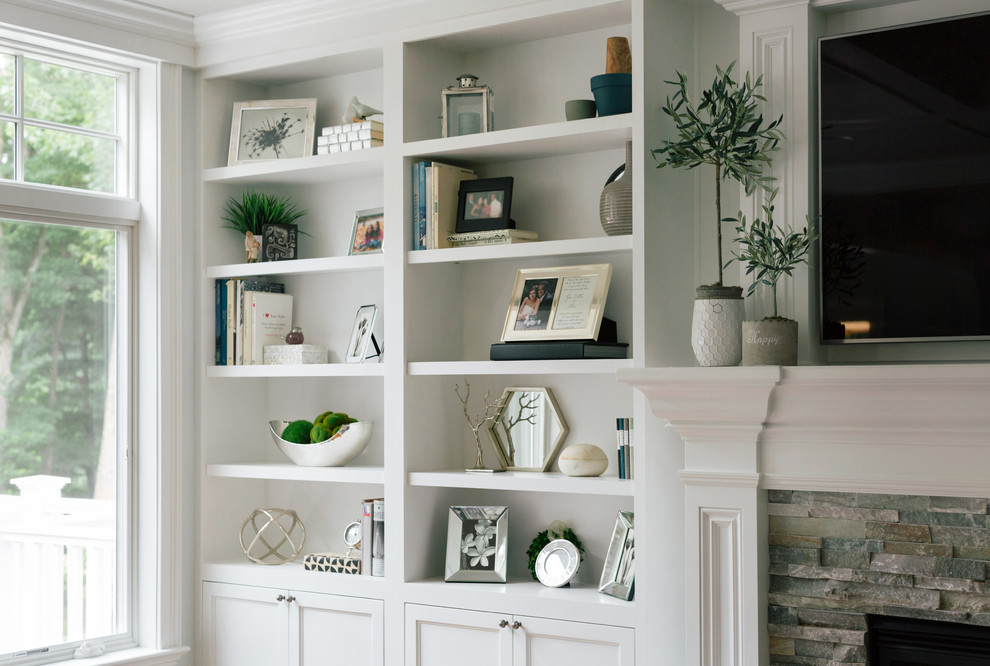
xmin=411 ymin=162 xmax=420 ymax=250
xmin=616 ymin=417 xmax=626 ymax=479
xmin=216 ymin=278 xmax=228 ymax=365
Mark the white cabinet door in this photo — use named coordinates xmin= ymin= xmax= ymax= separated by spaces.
xmin=512 ymin=615 xmax=635 ymax=666
xmin=406 ymin=605 xmax=512 ymax=666
xmin=203 ymin=581 xmax=289 ymax=666
xmin=289 ymin=590 xmax=384 ymax=666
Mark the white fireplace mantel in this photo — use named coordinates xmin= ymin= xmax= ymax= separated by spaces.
xmin=619 ymin=363 xmax=990 ymax=497
xmin=618 ymin=363 xmax=990 ymax=666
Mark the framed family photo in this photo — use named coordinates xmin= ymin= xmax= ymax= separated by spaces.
xmin=228 ymin=98 xmax=317 ymax=166
xmin=501 ymin=263 xmax=613 ymax=342
xmin=349 ymin=207 xmax=384 ymax=255
xmin=444 ymin=505 xmax=508 ymax=583
xmin=455 ymin=177 xmax=514 ymax=233
xmin=345 ymin=304 xmax=378 ymax=363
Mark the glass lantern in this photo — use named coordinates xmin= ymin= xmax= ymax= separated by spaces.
xmin=441 ymin=74 xmax=494 ymax=138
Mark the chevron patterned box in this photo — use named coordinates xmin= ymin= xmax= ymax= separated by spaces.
xmin=303 ymin=552 xmax=361 ymax=575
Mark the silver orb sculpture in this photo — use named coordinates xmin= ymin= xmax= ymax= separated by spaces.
xmin=239 ymin=508 xmax=306 ymax=565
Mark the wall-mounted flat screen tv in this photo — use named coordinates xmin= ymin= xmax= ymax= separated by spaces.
xmin=819 ymin=12 xmax=990 ymax=343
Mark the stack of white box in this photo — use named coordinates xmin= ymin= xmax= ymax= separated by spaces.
xmin=317 ymin=120 xmax=384 ymax=154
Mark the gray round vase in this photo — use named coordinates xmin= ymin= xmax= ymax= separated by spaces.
xmin=691 ymin=286 xmax=744 ymax=366
xmin=742 ymin=319 xmax=798 ymax=366
xmin=599 ymin=140 xmax=632 ymax=236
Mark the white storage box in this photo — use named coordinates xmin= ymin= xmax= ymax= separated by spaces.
xmin=263 ymin=344 xmax=329 ymax=365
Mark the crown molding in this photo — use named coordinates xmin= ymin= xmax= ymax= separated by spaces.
xmin=0 ymin=0 xmax=195 ymax=63
xmin=193 ymin=0 xmax=421 ymax=47
xmin=712 ymin=0 xmax=811 ymax=15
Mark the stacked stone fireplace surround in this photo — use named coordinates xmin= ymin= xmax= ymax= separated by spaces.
xmin=768 ymin=490 xmax=990 ymax=665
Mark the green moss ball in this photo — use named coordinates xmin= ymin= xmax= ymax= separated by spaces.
xmin=281 ymin=419 xmax=314 ymax=444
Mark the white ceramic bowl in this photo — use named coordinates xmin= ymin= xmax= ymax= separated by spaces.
xmin=269 ymin=420 xmax=373 ymax=467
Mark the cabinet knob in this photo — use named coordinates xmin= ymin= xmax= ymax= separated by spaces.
xmin=276 ymin=595 xmax=285 ymax=602
xmin=511 ymin=621 xmax=522 ymax=630
xmin=286 ymin=595 xmax=296 ymax=603
xmin=498 ymin=619 xmax=509 ymax=628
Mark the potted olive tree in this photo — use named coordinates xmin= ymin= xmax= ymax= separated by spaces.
xmin=652 ymin=62 xmax=782 ymax=366
xmin=222 ymin=190 xmax=308 ymax=262
xmin=726 ymin=188 xmax=817 ymax=365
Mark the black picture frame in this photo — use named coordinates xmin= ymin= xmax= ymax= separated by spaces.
xmin=455 ymin=177 xmax=514 ymax=233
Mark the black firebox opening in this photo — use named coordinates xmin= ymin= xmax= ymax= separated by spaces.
xmin=869 ymin=615 xmax=990 ymax=666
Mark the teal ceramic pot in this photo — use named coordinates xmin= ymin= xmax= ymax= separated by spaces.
xmin=590 ymin=73 xmax=632 ymax=116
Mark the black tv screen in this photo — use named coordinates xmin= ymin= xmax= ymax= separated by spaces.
xmin=819 ymin=13 xmax=990 ymax=343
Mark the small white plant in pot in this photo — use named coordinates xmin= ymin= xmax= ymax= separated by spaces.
xmin=727 ymin=188 xmax=818 ymax=365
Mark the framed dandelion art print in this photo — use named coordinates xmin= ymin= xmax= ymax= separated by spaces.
xmin=228 ymin=98 xmax=317 ymax=166
xmin=444 ymin=505 xmax=508 ymax=583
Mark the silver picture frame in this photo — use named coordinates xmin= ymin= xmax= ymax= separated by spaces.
xmin=345 ymin=304 xmax=378 ymax=363
xmin=598 ymin=510 xmax=634 ymax=600
xmin=444 ymin=506 xmax=508 ymax=583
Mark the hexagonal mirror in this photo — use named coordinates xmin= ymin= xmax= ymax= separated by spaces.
xmin=485 ymin=387 xmax=568 ymax=472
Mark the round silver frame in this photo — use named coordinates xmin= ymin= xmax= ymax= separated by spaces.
xmin=535 ymin=539 xmax=580 ymax=588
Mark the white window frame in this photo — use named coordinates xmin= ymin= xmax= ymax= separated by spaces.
xmin=0 ymin=41 xmax=130 ymax=196
xmin=0 ymin=26 xmax=188 ymax=666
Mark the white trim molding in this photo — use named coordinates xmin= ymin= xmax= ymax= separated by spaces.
xmin=0 ymin=0 xmax=195 ymax=64
xmin=700 ymin=508 xmax=742 ymax=666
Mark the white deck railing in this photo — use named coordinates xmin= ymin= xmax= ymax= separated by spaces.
xmin=0 ymin=476 xmax=116 ymax=655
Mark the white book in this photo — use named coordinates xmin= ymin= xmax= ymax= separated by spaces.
xmin=371 ymin=498 xmax=385 ymax=577
xmin=248 ymin=291 xmax=292 ymax=365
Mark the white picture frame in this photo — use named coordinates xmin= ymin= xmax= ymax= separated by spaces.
xmin=228 ymin=98 xmax=317 ymax=166
xmin=345 ymin=304 xmax=378 ymax=363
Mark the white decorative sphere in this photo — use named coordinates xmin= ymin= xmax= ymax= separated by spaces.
xmin=557 ymin=444 xmax=608 ymax=477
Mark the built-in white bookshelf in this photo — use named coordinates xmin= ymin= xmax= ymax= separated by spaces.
xmin=195 ymin=1 xmax=674 ymax=665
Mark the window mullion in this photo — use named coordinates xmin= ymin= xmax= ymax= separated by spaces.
xmin=13 ymin=52 xmax=22 ymax=182
xmin=21 ymin=117 xmax=121 ymax=143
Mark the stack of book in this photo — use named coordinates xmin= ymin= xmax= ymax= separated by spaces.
xmin=411 ymin=160 xmax=478 ymax=250
xmin=361 ymin=497 xmax=385 ymax=577
xmin=317 ymin=119 xmax=383 ymax=154
xmin=214 ymin=278 xmax=292 ymax=366
xmin=447 ymin=228 xmax=538 ymax=247
xmin=616 ymin=418 xmax=634 ymax=480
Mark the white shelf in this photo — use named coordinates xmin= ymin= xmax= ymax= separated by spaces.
xmin=407 ymin=359 xmax=632 ymax=376
xmin=407 ymin=236 xmax=632 ymax=264
xmin=206 ymin=254 xmax=384 ymax=279
xmin=208 ymin=462 xmax=385 ymax=484
xmin=403 ymin=579 xmax=635 ymax=628
xmin=202 ymin=560 xmax=386 ymax=598
xmin=207 ymin=363 xmax=384 ymax=378
xmin=403 ymin=115 xmax=632 ymax=163
xmin=202 ymin=148 xmax=385 ymax=185
xmin=408 ymin=470 xmax=633 ymax=496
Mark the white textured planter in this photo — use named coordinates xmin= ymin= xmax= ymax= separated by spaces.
xmin=691 ymin=286 xmax=744 ymax=367
xmin=742 ymin=319 xmax=798 ymax=366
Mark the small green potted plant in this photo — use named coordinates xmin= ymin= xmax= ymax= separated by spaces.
xmin=221 ymin=190 xmax=308 ymax=262
xmin=652 ymin=61 xmax=782 ymax=366
xmin=726 ymin=188 xmax=818 ymax=365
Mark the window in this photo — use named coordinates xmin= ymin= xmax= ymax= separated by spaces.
xmin=0 ymin=46 xmax=126 ymax=194
xmin=0 ymin=42 xmax=136 ymax=663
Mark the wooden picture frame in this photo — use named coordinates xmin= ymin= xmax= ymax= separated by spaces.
xmin=348 ymin=207 xmax=384 ymax=255
xmin=501 ymin=263 xmax=613 ymax=342
xmin=455 ymin=177 xmax=514 ymax=233
xmin=444 ymin=506 xmax=508 ymax=583
xmin=228 ymin=98 xmax=316 ymax=166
